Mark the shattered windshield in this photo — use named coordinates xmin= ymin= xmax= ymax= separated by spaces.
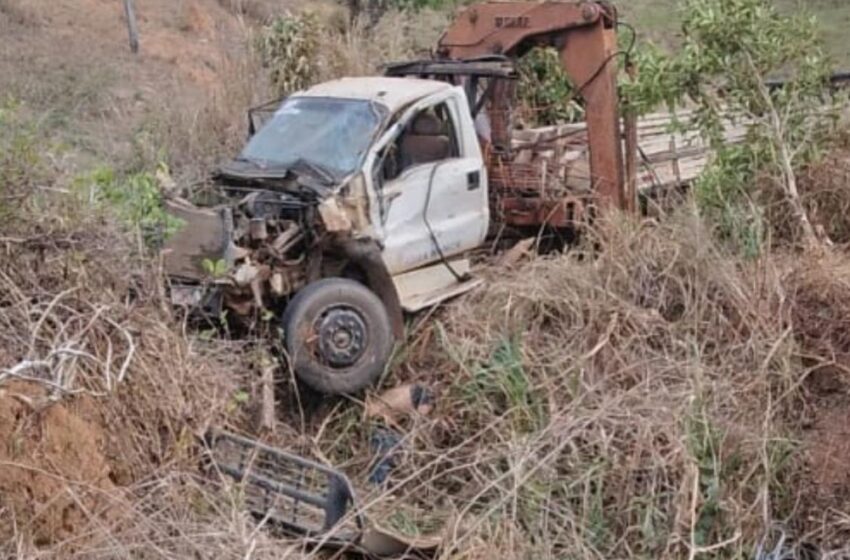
xmin=240 ymin=97 xmax=386 ymax=181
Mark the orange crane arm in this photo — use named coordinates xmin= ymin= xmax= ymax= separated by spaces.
xmin=437 ymin=1 xmax=626 ymax=211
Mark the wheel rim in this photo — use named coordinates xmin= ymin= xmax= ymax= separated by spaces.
xmin=314 ymin=305 xmax=368 ymax=368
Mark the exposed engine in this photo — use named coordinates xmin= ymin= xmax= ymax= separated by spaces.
xmin=223 ymin=190 xmax=314 ymax=315
xmin=162 ymin=187 xmax=320 ymax=317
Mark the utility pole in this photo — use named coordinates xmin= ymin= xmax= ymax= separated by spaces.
xmin=123 ymin=0 xmax=139 ymax=54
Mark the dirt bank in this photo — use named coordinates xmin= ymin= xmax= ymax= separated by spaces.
xmin=0 ymin=381 xmax=120 ymax=549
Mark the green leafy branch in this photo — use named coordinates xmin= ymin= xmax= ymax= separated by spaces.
xmin=622 ymin=0 xmax=839 ymax=252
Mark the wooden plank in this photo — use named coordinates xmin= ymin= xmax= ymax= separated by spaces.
xmin=123 ymin=0 xmax=139 ymax=54
xmin=502 ymin=106 xmax=753 ymax=197
xmin=257 ymin=350 xmax=276 ymax=433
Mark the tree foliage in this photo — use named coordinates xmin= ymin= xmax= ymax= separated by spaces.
xmin=623 ymin=0 xmax=838 ymax=251
xmin=517 ymin=47 xmax=584 ymax=126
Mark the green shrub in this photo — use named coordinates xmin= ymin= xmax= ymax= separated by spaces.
xmin=517 ymin=47 xmax=584 ymax=126
xmin=0 ymin=99 xmax=49 ymax=226
xmin=80 ymin=165 xmax=182 ymax=247
xmin=257 ymin=13 xmax=321 ymax=96
xmin=623 ymin=0 xmax=837 ymax=252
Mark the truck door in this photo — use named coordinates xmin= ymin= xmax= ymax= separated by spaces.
xmin=372 ymin=92 xmax=488 ymax=275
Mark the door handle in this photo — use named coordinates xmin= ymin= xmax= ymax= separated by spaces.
xmin=467 ymin=170 xmax=481 ymax=191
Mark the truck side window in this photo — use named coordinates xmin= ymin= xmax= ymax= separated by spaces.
xmin=382 ymin=102 xmax=460 ymax=182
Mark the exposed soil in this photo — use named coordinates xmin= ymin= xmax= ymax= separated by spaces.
xmin=0 ymin=0 xmax=253 ymax=164
xmin=798 ymin=367 xmax=850 ymax=547
xmin=0 ymin=381 xmax=123 ymax=549
xmin=805 ymin=398 xmax=850 ymax=501
xmin=0 ymin=0 xmax=243 ymax=88
xmin=781 ymin=248 xmax=850 ymax=545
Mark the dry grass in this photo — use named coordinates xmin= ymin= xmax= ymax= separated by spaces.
xmin=0 ymin=113 xmax=270 ymax=555
xmin=296 ymin=210 xmax=807 ymax=558
xmin=144 ymin=44 xmax=270 ymax=181
xmin=4 ymin=149 xmax=850 ymax=557
xmin=0 ymin=212 xmax=229 ymax=553
xmin=129 ymin=2 xmax=448 ymax=182
xmin=0 ymin=227 xmax=321 ymax=558
xmin=784 ymin=250 xmax=850 ymax=368
xmin=221 ymin=208 xmax=850 ymax=559
xmin=0 ymin=95 xmax=327 ymax=556
xmin=318 ymin=8 xmax=450 ymax=80
xmin=797 ymin=146 xmax=850 ymax=247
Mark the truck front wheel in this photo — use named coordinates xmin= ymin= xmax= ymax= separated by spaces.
xmin=282 ymin=278 xmax=394 ymax=395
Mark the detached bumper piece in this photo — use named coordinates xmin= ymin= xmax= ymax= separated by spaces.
xmin=204 ymin=430 xmax=446 ymax=558
xmin=203 ymin=430 xmax=363 ymax=540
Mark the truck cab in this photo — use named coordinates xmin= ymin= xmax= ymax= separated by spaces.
xmin=163 ymin=77 xmax=488 ymax=395
xmin=297 ymin=77 xmax=490 ymax=279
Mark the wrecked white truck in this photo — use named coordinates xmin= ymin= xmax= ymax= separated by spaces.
xmin=162 ymin=35 xmax=641 ymax=395
xmin=163 ymin=77 xmax=491 ymax=395
xmin=163 ymin=10 xmax=637 ymax=396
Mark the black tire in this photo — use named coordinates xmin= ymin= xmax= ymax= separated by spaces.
xmin=282 ymin=278 xmax=394 ymax=395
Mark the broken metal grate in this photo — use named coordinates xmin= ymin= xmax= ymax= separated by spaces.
xmin=203 ymin=430 xmax=363 ymax=539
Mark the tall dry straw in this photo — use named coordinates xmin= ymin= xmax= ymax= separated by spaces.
xmin=0 ymin=186 xmax=265 ymax=555
xmin=311 ymin=211 xmax=808 ymax=558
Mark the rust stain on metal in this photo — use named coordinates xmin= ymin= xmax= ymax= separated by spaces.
xmin=439 ymin=2 xmax=604 ymax=56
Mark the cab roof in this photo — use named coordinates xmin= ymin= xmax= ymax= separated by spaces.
xmin=297 ymin=77 xmax=453 ymax=114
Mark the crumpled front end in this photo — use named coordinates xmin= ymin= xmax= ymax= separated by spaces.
xmin=162 ymin=189 xmax=314 ymax=317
